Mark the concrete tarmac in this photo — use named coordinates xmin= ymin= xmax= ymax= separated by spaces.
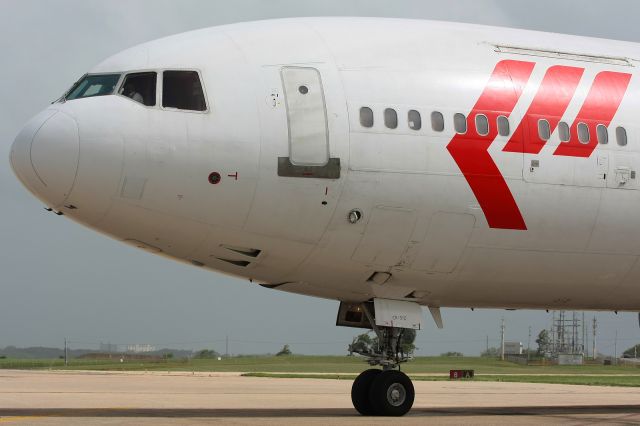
xmin=1 ymin=370 xmax=639 ymax=425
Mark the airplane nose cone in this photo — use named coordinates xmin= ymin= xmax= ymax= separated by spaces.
xmin=10 ymin=110 xmax=80 ymax=207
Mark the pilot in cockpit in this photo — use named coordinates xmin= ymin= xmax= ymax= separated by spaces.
xmin=123 ymin=83 xmax=144 ymax=104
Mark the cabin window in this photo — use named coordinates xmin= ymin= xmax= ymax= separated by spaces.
xmin=408 ymin=110 xmax=421 ymax=130
xmin=538 ymin=119 xmax=551 ymax=141
xmin=497 ymin=116 xmax=510 ymax=136
xmin=65 ymin=74 xmax=121 ymax=100
xmin=558 ymin=122 xmax=570 ymax=142
xmin=596 ymin=124 xmax=608 ymax=145
xmin=360 ymin=107 xmax=374 ymax=128
xmin=454 ymin=113 xmax=467 ymax=134
xmin=119 ymin=72 xmax=157 ymax=106
xmin=431 ymin=111 xmax=444 ymax=132
xmin=384 ymin=108 xmax=398 ymax=129
xmin=577 ymin=123 xmax=590 ymax=144
xmin=475 ymin=114 xmax=489 ymax=136
xmin=162 ymin=70 xmax=206 ymax=111
xmin=617 ymin=126 xmax=628 ymax=146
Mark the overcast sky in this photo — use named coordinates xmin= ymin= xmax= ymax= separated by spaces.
xmin=2 ymin=0 xmax=640 ymax=356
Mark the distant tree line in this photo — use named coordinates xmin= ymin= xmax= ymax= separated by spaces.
xmin=276 ymin=345 xmax=292 ymax=356
xmin=623 ymin=344 xmax=640 ymax=358
xmin=195 ymin=349 xmax=220 ymax=359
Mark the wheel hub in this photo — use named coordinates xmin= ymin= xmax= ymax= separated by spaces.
xmin=386 ymin=382 xmax=406 ymax=406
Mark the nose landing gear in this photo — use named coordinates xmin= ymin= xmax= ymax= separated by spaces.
xmin=344 ymin=302 xmax=418 ymax=416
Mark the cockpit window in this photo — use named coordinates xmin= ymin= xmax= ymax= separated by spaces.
xmin=65 ymin=74 xmax=121 ymax=101
xmin=162 ymin=70 xmax=206 ymax=111
xmin=119 ymin=72 xmax=157 ymax=106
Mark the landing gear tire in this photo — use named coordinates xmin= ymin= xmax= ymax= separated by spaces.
xmin=351 ymin=369 xmax=382 ymax=415
xmin=369 ymin=370 xmax=414 ymax=417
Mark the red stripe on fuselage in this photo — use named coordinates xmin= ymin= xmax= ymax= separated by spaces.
xmin=554 ymin=71 xmax=632 ymax=157
xmin=503 ymin=65 xmax=584 ymax=154
xmin=446 ymin=60 xmax=535 ymax=230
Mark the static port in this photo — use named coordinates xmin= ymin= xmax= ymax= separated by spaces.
xmin=208 ymin=172 xmax=221 ymax=185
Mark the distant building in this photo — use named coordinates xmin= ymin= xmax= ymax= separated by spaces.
xmin=99 ymin=342 xmax=118 ymax=353
xmin=126 ymin=344 xmax=156 ymax=353
xmin=558 ymin=353 xmax=583 ymax=365
xmin=504 ymin=341 xmax=523 ymax=355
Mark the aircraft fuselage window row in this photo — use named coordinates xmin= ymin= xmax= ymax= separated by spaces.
xmin=358 ymin=106 xmax=628 ymax=147
xmin=64 ymin=71 xmax=207 ymax=112
xmin=536 ymin=118 xmax=626 ymax=146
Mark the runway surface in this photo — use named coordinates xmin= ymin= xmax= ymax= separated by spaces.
xmin=1 ymin=370 xmax=639 ymax=425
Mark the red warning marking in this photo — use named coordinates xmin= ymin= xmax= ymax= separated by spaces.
xmin=553 ymin=71 xmax=632 ymax=157
xmin=446 ymin=60 xmax=535 ymax=230
xmin=503 ymin=65 xmax=584 ymax=154
xmin=446 ymin=61 xmax=631 ymax=231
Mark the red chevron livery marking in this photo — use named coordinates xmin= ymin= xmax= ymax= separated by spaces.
xmin=554 ymin=71 xmax=632 ymax=157
xmin=446 ymin=60 xmax=535 ymax=231
xmin=503 ymin=65 xmax=584 ymax=154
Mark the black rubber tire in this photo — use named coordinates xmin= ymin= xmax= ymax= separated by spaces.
xmin=369 ymin=370 xmax=415 ymax=416
xmin=351 ymin=369 xmax=382 ymax=415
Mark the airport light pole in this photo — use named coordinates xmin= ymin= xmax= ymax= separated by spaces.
xmin=614 ymin=329 xmax=618 ymax=364
xmin=582 ymin=312 xmax=586 ymax=355
xmin=592 ymin=317 xmax=597 ymax=359
xmin=64 ymin=338 xmax=68 ymax=367
xmin=585 ymin=319 xmax=589 ymax=358
xmin=500 ymin=318 xmax=505 ymax=361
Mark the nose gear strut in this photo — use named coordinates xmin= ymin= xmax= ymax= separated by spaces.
xmin=348 ymin=302 xmax=412 ymax=369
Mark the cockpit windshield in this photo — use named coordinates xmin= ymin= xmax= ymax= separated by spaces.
xmin=64 ymin=74 xmax=121 ymax=101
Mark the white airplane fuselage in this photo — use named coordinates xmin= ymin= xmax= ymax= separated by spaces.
xmin=11 ymin=18 xmax=640 ymax=312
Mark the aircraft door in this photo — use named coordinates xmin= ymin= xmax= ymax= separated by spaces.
xmin=278 ymin=66 xmax=341 ymax=178
xmin=244 ymin=64 xmax=347 ymax=244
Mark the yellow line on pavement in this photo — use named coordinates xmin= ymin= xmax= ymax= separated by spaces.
xmin=0 ymin=417 xmax=47 ymax=423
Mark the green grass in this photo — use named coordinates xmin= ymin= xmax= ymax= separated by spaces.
xmin=4 ymin=355 xmax=639 ymax=387
xmin=1 ymin=355 xmax=638 ymax=373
